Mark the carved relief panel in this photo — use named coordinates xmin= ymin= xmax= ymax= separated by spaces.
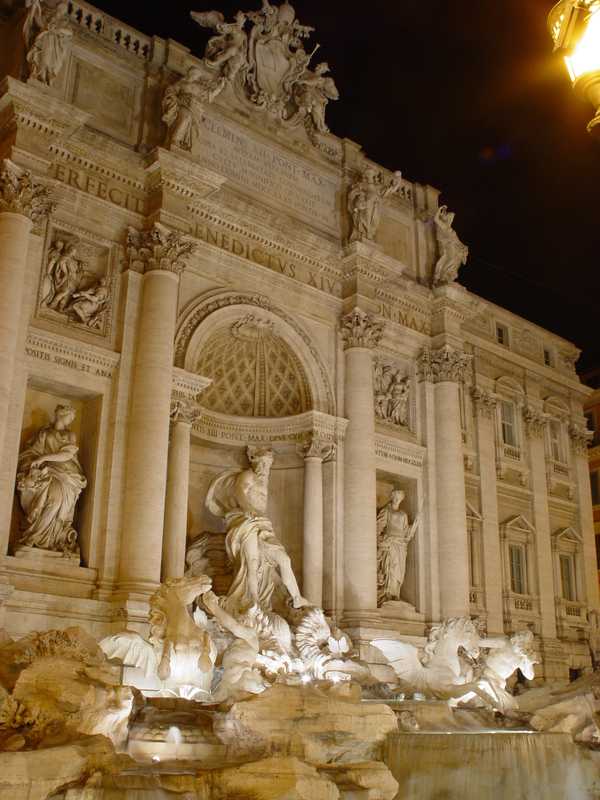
xmin=374 ymin=357 xmax=414 ymax=433
xmin=35 ymin=224 xmax=118 ymax=340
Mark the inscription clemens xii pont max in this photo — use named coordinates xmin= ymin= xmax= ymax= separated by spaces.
xmin=195 ymin=117 xmax=338 ymax=230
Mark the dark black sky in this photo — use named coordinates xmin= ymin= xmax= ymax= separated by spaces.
xmin=96 ymin=0 xmax=600 ymax=370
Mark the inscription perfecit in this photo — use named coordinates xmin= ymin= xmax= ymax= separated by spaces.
xmin=193 ymin=115 xmax=338 ymax=231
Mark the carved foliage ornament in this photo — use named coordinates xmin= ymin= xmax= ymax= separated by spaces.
xmin=374 ymin=358 xmax=410 ymax=428
xmin=568 ymin=422 xmax=594 ymax=454
xmin=296 ymin=437 xmax=335 ymax=461
xmin=522 ymin=406 xmax=548 ymax=439
xmin=418 ymin=347 xmax=472 ymax=384
xmin=0 ymin=160 xmax=55 ymax=225
xmin=470 ymin=387 xmax=498 ymax=421
xmin=190 ymin=2 xmax=338 ymax=153
xmin=126 ymin=224 xmax=196 ymax=276
xmin=170 ymin=400 xmax=203 ymax=426
xmin=339 ymin=308 xmax=384 ymax=351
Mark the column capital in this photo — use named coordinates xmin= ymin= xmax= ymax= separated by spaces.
xmin=296 ymin=437 xmax=336 ymax=462
xmin=568 ymin=422 xmax=593 ymax=454
xmin=126 ymin=222 xmax=196 ymax=276
xmin=470 ymin=386 xmax=498 ymax=420
xmin=0 ymin=160 xmax=55 ymax=225
xmin=170 ymin=399 xmax=202 ymax=425
xmin=339 ymin=307 xmax=384 ymax=350
xmin=522 ymin=405 xmax=548 ymax=439
xmin=417 ymin=346 xmax=472 ymax=383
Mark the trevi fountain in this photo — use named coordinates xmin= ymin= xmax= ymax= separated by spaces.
xmin=0 ymin=0 xmax=599 ymax=798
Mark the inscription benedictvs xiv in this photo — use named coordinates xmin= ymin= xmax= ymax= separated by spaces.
xmin=194 ymin=115 xmax=338 ymax=231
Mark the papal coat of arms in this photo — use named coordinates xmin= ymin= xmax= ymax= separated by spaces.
xmin=188 ymin=1 xmax=338 ymax=152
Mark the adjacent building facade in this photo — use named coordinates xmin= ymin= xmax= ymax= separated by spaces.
xmin=0 ymin=0 xmax=596 ymax=683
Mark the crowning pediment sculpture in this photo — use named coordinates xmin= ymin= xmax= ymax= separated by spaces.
xmin=187 ymin=1 xmax=338 ymax=152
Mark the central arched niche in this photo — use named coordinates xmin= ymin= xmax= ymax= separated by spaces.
xmin=176 ymin=295 xmax=335 ymax=417
xmin=197 ymin=315 xmax=310 ymax=417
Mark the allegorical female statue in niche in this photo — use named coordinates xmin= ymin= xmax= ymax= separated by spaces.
xmin=15 ymin=405 xmax=87 ymax=560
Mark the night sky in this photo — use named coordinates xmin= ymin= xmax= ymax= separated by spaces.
xmin=95 ymin=0 xmax=600 ymax=371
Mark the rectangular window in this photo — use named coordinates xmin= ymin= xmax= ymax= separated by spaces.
xmin=591 ymin=471 xmax=600 ymax=506
xmin=560 ymin=554 xmax=576 ymax=602
xmin=509 ymin=545 xmax=525 ymax=594
xmin=497 ymin=325 xmax=509 ymax=346
xmin=544 ymin=348 xmax=554 ymax=367
xmin=501 ymin=402 xmax=516 ymax=446
xmin=549 ymin=420 xmax=562 ymax=462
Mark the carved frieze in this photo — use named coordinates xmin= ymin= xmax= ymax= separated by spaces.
xmin=568 ymin=422 xmax=594 ymax=454
xmin=522 ymin=406 xmax=548 ymax=438
xmin=126 ymin=223 xmax=196 ymax=276
xmin=470 ymin=387 xmax=498 ymax=421
xmin=296 ymin=437 xmax=336 ymax=462
xmin=339 ymin=308 xmax=384 ymax=350
xmin=374 ymin=358 xmax=410 ymax=428
xmin=417 ymin=347 xmax=472 ymax=384
xmin=559 ymin=350 xmax=579 ymax=373
xmin=0 ymin=160 xmax=55 ymax=225
xmin=36 ymin=226 xmax=117 ymax=338
xmin=513 ymin=328 xmax=539 ymax=357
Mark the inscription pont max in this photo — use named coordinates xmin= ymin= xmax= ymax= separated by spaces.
xmin=194 ymin=116 xmax=338 ymax=231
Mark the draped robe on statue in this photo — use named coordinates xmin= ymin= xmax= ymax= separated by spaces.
xmin=206 ymin=468 xmax=289 ymax=614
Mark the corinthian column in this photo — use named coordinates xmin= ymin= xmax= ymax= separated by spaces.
xmin=418 ymin=347 xmax=472 ymax=619
xmin=297 ymin=437 xmax=336 ymax=607
xmin=161 ymin=401 xmax=202 ymax=581
xmin=118 ymin=224 xmax=196 ymax=598
xmin=0 ymin=161 xmax=54 ymax=457
xmin=340 ymin=308 xmax=384 ymax=614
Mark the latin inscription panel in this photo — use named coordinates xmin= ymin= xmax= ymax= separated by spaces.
xmin=192 ymin=114 xmax=339 ymax=232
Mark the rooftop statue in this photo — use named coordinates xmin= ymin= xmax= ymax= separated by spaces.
xmin=206 ymin=447 xmax=310 ymax=615
xmin=15 ymin=404 xmax=87 ymax=560
xmin=23 ymin=0 xmax=72 ymax=87
xmin=162 ymin=67 xmax=209 ymax=151
xmin=189 ymin=1 xmax=338 ymax=150
xmin=432 ymin=205 xmax=469 ymax=286
xmin=347 ymin=167 xmax=403 ymax=243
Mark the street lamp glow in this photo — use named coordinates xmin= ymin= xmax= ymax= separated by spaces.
xmin=565 ymin=5 xmax=600 ymax=80
xmin=548 ymin=0 xmax=600 ymax=138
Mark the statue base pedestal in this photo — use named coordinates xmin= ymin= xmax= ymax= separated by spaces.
xmin=11 ymin=543 xmax=80 ymax=567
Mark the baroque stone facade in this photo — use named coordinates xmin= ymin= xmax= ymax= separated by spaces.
xmin=0 ymin=0 xmax=596 ymax=689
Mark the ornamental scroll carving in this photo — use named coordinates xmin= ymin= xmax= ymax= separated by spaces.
xmin=568 ymin=422 xmax=594 ymax=454
xmin=126 ymin=224 xmax=197 ymax=276
xmin=470 ymin=387 xmax=498 ymax=421
xmin=296 ymin=437 xmax=335 ymax=461
xmin=374 ymin=358 xmax=410 ymax=428
xmin=417 ymin=347 xmax=472 ymax=384
xmin=170 ymin=400 xmax=203 ymax=426
xmin=339 ymin=308 xmax=384 ymax=350
xmin=522 ymin=406 xmax=548 ymax=439
xmin=0 ymin=160 xmax=55 ymax=225
xmin=190 ymin=2 xmax=338 ymax=153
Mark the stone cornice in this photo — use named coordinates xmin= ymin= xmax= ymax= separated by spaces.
xmin=340 ymin=240 xmax=406 ymax=284
xmin=145 ymin=148 xmax=227 ymax=202
xmin=126 ymin=223 xmax=196 ymax=276
xmin=418 ymin=346 xmax=472 ymax=383
xmin=26 ymin=328 xmax=120 ymax=379
xmin=171 ymin=367 xmax=212 ymax=402
xmin=0 ymin=159 xmax=55 ymax=224
xmin=339 ymin=308 xmax=384 ymax=350
xmin=0 ymin=77 xmax=90 ymax=144
xmin=192 ymin=409 xmax=348 ymax=449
